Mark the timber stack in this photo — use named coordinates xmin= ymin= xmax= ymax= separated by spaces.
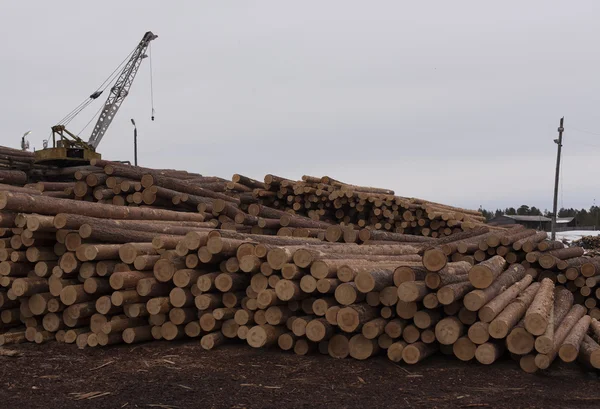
xmin=243 ymin=174 xmax=490 ymax=237
xmin=0 ymin=146 xmax=599 ymax=375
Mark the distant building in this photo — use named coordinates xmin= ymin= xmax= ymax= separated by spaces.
xmin=487 ymin=215 xmax=576 ymax=231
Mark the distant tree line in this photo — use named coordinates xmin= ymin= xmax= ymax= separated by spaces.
xmin=478 ymin=205 xmax=600 ymax=226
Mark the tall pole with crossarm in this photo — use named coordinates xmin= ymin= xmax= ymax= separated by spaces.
xmin=551 ymin=117 xmax=564 ymax=240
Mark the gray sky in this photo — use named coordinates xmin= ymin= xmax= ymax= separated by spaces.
xmin=2 ymin=1 xmax=599 ymax=211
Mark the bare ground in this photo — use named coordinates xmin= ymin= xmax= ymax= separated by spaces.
xmin=0 ymin=341 xmax=598 ymax=409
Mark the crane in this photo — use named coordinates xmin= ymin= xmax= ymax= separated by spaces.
xmin=35 ymin=31 xmax=158 ymax=165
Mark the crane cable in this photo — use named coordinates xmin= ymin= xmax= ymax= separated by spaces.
xmin=76 ymin=103 xmax=105 ymax=136
xmin=149 ymin=42 xmax=155 ymax=121
xmin=56 ymin=46 xmax=138 ymax=128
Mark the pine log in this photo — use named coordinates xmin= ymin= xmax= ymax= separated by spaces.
xmin=478 ymin=275 xmax=534 ymax=323
xmin=424 ymin=261 xmax=471 ymax=290
xmin=337 ymin=304 xmax=379 ymax=333
xmin=467 ymin=322 xmax=490 ymax=345
xmin=348 ymin=334 xmax=380 ymax=360
xmin=437 ymin=281 xmax=474 ymax=305
xmin=393 ymin=265 xmax=428 ymax=286
xmin=500 ymin=229 xmax=537 ymax=246
xmin=581 ymin=258 xmax=600 ymax=278
xmin=535 ymin=305 xmax=587 ymax=369
xmin=334 ymin=283 xmax=365 ymax=306
xmin=463 ymin=264 xmax=526 ymax=312
xmin=109 ymin=270 xmax=153 ymax=290
xmin=1 ymin=192 xmax=206 ymax=222
xmin=354 ymin=268 xmax=396 ymax=293
xmin=468 ymin=256 xmax=507 ymax=289
xmin=387 ymin=340 xmax=408 ymax=362
xmin=358 ymin=229 xmax=434 ymax=243
xmin=578 ymin=335 xmax=600 ymax=370
xmin=559 ymin=315 xmax=591 ymax=363
xmin=397 ymin=281 xmax=429 ymax=303
xmin=0 ymin=170 xmax=27 ymax=185
xmin=434 ymin=316 xmax=464 ymax=345
xmin=507 ymin=321 xmax=535 ymax=355
xmin=486 ymin=226 xmax=525 ymax=247
xmin=475 ymin=342 xmax=504 ymax=365
xmin=515 ymin=231 xmax=547 ymax=252
xmin=247 ymin=324 xmax=286 ymax=348
xmin=402 ymin=342 xmax=437 ymax=364
xmin=488 ymin=282 xmax=541 ymax=339
xmin=453 ymin=336 xmax=477 ymax=361
xmin=524 ymin=278 xmax=555 ymax=336
xmin=422 ymin=248 xmax=447 ymax=272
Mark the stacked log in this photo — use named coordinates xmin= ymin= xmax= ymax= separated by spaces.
xmin=242 ymin=174 xmax=488 ymax=238
xmin=0 ymin=150 xmax=599 ymax=374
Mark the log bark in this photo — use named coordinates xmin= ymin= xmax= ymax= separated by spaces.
xmin=485 ymin=226 xmax=525 ymax=247
xmin=0 ymin=170 xmax=27 ymax=185
xmin=524 ymin=278 xmax=555 ymax=336
xmin=247 ymin=324 xmax=286 ymax=348
xmin=337 ymin=304 xmax=379 ymax=333
xmin=578 ymin=335 xmax=600 ymax=369
xmin=478 ymin=275 xmax=534 ymax=323
xmin=109 ymin=270 xmax=153 ymax=290
xmin=1 ymin=192 xmax=206 ymax=222
xmin=488 ymin=282 xmax=540 ymax=339
xmin=397 ymin=281 xmax=429 ymax=303
xmin=558 ymin=314 xmax=591 ymax=363
xmin=500 ymin=229 xmax=536 ymax=246
xmin=514 ymin=231 xmax=547 ymax=252
xmin=424 ymin=261 xmax=471 ymax=290
xmin=354 ymin=268 xmax=396 ymax=293
xmin=463 ymin=264 xmax=526 ymax=312
xmin=393 ymin=265 xmax=428 ymax=286
xmin=436 ymin=281 xmax=474 ymax=305
xmin=591 ymin=318 xmax=600 ymax=344
xmin=468 ymin=256 xmax=507 ymax=289
xmin=535 ymin=304 xmax=587 ymax=369
xmin=402 ymin=341 xmax=437 ymax=364
xmin=358 ymin=229 xmax=434 ymax=243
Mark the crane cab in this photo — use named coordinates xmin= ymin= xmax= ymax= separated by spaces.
xmin=33 ymin=146 xmax=101 ymax=166
xmin=34 ymin=125 xmax=101 ymax=166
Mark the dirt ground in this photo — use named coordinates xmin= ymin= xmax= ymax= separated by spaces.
xmin=0 ymin=341 xmax=598 ymax=409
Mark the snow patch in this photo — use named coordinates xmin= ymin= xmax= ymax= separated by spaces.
xmin=552 ymin=230 xmax=600 ymax=244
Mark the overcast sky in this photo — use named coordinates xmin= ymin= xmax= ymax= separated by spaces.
xmin=2 ymin=1 xmax=599 ymax=211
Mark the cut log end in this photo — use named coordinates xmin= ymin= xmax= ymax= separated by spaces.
xmin=423 ymin=249 xmax=446 ymax=272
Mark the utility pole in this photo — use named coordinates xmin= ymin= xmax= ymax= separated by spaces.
xmin=551 ymin=117 xmax=564 ymax=240
xmin=131 ymin=119 xmax=138 ymax=166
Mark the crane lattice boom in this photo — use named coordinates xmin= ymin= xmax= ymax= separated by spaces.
xmin=87 ymin=31 xmax=158 ymax=149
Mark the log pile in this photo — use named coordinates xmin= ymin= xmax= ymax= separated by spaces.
xmin=243 ymin=174 xmax=490 ymax=237
xmin=0 ymin=146 xmax=44 ymax=171
xmin=573 ymin=236 xmax=600 ymax=255
xmin=0 ymin=147 xmax=494 ymax=238
xmin=0 ymin=147 xmax=599 ymax=374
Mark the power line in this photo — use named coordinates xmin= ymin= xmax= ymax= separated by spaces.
xmin=568 ymin=126 xmax=600 ymax=136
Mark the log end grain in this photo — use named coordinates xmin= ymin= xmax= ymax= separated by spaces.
xmin=423 ymin=248 xmax=446 ymax=272
xmin=453 ymin=336 xmax=476 ymax=362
